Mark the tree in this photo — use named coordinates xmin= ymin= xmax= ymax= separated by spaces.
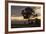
xmin=21 ymin=7 xmax=35 ymax=24
xmin=34 ymin=18 xmax=40 ymax=27
xmin=21 ymin=7 xmax=34 ymax=19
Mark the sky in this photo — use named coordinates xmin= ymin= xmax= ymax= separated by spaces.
xmin=11 ymin=6 xmax=41 ymax=17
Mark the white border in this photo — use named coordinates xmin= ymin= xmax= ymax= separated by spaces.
xmin=8 ymin=3 xmax=43 ymax=32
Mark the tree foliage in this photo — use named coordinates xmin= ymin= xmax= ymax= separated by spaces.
xmin=21 ymin=7 xmax=34 ymax=19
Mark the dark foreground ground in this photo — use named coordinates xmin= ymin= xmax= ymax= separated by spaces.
xmin=11 ymin=24 xmax=40 ymax=28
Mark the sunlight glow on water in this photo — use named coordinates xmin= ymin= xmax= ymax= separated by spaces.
xmin=11 ymin=16 xmax=41 ymax=21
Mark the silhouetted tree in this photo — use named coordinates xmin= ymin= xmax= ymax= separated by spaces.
xmin=21 ymin=7 xmax=34 ymax=19
xmin=21 ymin=7 xmax=35 ymax=24
xmin=35 ymin=18 xmax=40 ymax=27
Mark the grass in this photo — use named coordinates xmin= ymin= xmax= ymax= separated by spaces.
xmin=11 ymin=24 xmax=40 ymax=28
